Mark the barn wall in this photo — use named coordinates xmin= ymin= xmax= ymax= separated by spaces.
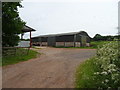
xmin=56 ymin=35 xmax=74 ymax=42
xmin=32 ymin=38 xmax=39 ymax=42
xmin=55 ymin=42 xmax=81 ymax=47
xmin=41 ymin=42 xmax=48 ymax=46
xmin=75 ymin=42 xmax=81 ymax=47
xmin=41 ymin=37 xmax=47 ymax=42
xmin=76 ymin=34 xmax=81 ymax=42
xmin=65 ymin=42 xmax=74 ymax=47
xmin=47 ymin=37 xmax=56 ymax=47
xmin=56 ymin=42 xmax=64 ymax=47
xmin=32 ymin=33 xmax=90 ymax=47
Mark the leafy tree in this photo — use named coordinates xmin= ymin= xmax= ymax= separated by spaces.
xmin=93 ymin=34 xmax=103 ymax=41
xmin=2 ymin=2 xmax=25 ymax=47
xmin=93 ymin=34 xmax=120 ymax=41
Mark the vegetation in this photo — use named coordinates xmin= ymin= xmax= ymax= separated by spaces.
xmin=75 ymin=57 xmax=99 ymax=88
xmin=32 ymin=46 xmax=41 ymax=49
xmin=2 ymin=2 xmax=25 ymax=47
xmin=2 ymin=48 xmax=38 ymax=66
xmin=90 ymin=41 xmax=111 ymax=48
xmin=1 ymin=2 xmax=39 ymax=66
xmin=92 ymin=34 xmax=120 ymax=41
xmin=76 ymin=40 xmax=120 ymax=89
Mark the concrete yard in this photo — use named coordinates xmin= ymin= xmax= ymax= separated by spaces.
xmin=2 ymin=47 xmax=96 ymax=88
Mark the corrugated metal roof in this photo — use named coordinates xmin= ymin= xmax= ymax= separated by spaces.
xmin=22 ymin=25 xmax=36 ymax=32
xmin=32 ymin=31 xmax=90 ymax=38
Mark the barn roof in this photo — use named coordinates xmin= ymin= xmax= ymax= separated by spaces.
xmin=32 ymin=31 xmax=91 ymax=38
xmin=22 ymin=25 xmax=36 ymax=33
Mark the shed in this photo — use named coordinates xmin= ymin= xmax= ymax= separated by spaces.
xmin=20 ymin=25 xmax=36 ymax=47
xmin=32 ymin=31 xmax=91 ymax=47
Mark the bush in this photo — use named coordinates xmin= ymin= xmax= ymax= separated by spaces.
xmin=76 ymin=40 xmax=120 ymax=89
xmin=94 ymin=41 xmax=120 ymax=88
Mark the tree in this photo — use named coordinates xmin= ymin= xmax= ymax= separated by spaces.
xmin=2 ymin=2 xmax=25 ymax=47
xmin=93 ymin=34 xmax=103 ymax=41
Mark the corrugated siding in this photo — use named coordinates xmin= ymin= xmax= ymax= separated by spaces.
xmin=47 ymin=37 xmax=56 ymax=47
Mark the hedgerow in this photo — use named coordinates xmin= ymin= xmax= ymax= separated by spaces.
xmin=94 ymin=40 xmax=120 ymax=89
xmin=76 ymin=40 xmax=120 ymax=89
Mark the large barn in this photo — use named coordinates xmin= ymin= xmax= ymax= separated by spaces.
xmin=31 ymin=31 xmax=91 ymax=47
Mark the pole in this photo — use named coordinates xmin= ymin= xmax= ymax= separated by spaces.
xmin=74 ymin=34 xmax=76 ymax=47
xmin=30 ymin=31 xmax=32 ymax=48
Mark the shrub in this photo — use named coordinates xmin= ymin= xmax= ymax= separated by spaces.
xmin=93 ymin=41 xmax=120 ymax=88
xmin=76 ymin=40 xmax=120 ymax=89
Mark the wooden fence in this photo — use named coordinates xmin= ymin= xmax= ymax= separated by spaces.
xmin=2 ymin=47 xmax=30 ymax=56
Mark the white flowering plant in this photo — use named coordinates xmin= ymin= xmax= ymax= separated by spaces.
xmin=93 ymin=40 xmax=120 ymax=88
xmin=75 ymin=40 xmax=120 ymax=89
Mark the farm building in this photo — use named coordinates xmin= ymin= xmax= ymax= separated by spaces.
xmin=17 ymin=25 xmax=36 ymax=47
xmin=31 ymin=31 xmax=91 ymax=47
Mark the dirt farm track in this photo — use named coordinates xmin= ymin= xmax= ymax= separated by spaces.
xmin=3 ymin=47 xmax=96 ymax=88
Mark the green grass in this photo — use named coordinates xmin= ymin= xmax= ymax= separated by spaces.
xmin=75 ymin=41 xmax=108 ymax=88
xmin=2 ymin=48 xmax=39 ymax=66
xmin=75 ymin=41 xmax=118 ymax=88
xmin=90 ymin=41 xmax=111 ymax=48
xmin=75 ymin=57 xmax=100 ymax=88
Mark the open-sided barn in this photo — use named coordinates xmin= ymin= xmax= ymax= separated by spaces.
xmin=31 ymin=31 xmax=91 ymax=47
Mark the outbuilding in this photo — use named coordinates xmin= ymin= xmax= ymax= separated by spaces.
xmin=17 ymin=25 xmax=36 ymax=48
xmin=32 ymin=31 xmax=91 ymax=47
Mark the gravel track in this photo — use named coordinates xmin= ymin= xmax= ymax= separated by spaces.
xmin=3 ymin=47 xmax=96 ymax=88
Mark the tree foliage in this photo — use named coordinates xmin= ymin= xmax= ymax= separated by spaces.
xmin=93 ymin=34 xmax=120 ymax=41
xmin=2 ymin=2 xmax=25 ymax=47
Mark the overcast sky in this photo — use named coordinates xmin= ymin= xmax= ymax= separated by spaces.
xmin=18 ymin=0 xmax=119 ymax=38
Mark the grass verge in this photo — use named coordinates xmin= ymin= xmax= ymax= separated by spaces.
xmin=90 ymin=41 xmax=110 ymax=48
xmin=2 ymin=48 xmax=39 ymax=66
xmin=75 ymin=41 xmax=119 ymax=88
xmin=75 ymin=57 xmax=100 ymax=88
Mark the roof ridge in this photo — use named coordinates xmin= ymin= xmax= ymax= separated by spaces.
xmin=32 ymin=31 xmax=87 ymax=38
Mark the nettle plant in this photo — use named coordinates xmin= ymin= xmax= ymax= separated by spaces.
xmin=94 ymin=40 xmax=120 ymax=88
